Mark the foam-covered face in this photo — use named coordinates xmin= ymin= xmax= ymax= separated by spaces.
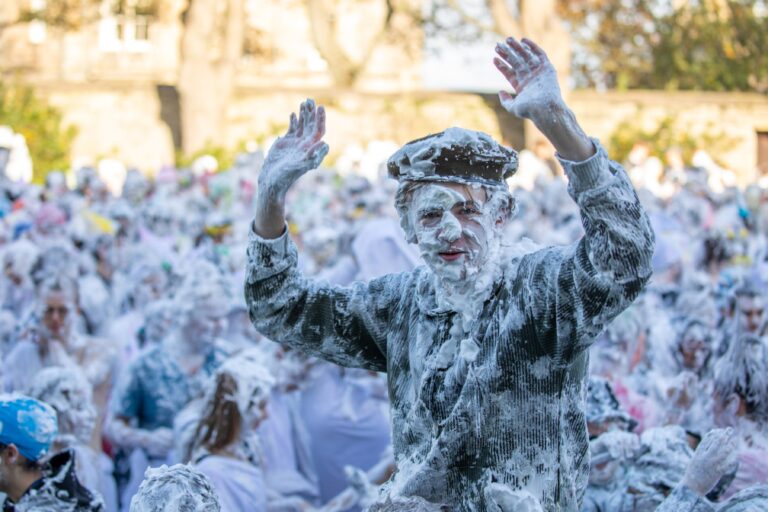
xmin=49 ymin=380 xmax=97 ymax=444
xmin=135 ymin=274 xmax=164 ymax=309
xmin=409 ymin=183 xmax=499 ymax=282
xmin=244 ymin=395 xmax=269 ymax=429
xmin=182 ymin=298 xmax=228 ymax=346
xmin=679 ymin=324 xmax=711 ymax=371
xmin=41 ymin=291 xmax=74 ymax=341
xmin=736 ymin=296 xmax=765 ymax=334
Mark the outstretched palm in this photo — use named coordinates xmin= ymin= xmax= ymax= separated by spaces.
xmin=260 ymin=98 xmax=329 ymax=195
xmin=493 ymin=37 xmax=564 ymax=123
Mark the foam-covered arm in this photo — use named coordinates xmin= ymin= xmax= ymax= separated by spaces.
xmin=245 ymin=227 xmax=401 ymax=372
xmin=104 ymin=416 xmax=174 ymax=458
xmin=519 ymin=140 xmax=654 ymax=362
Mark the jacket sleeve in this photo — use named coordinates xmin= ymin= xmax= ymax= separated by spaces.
xmin=244 ymin=226 xmax=400 ymax=372
xmin=518 ymin=139 xmax=655 ymax=363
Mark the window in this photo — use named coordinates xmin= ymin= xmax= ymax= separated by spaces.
xmin=759 ymin=131 xmax=768 ymax=176
xmin=98 ymin=0 xmax=155 ymax=52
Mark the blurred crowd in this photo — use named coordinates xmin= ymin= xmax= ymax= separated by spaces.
xmin=0 ymin=136 xmax=767 ymax=511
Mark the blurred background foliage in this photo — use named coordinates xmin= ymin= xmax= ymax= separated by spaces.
xmin=0 ymin=81 xmax=77 ymax=182
xmin=608 ymin=114 xmax=738 ymax=165
xmin=1 ymin=0 xmax=766 ymax=176
xmin=558 ymin=0 xmax=768 ymax=92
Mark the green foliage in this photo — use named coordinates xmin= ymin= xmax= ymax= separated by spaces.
xmin=559 ymin=0 xmax=768 ymax=93
xmin=175 ymin=142 xmax=244 ymax=172
xmin=0 ymin=81 xmax=77 ymax=183
xmin=19 ymin=0 xmax=101 ymax=30
xmin=608 ymin=114 xmax=737 ymax=166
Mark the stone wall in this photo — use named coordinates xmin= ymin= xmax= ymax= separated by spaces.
xmin=35 ymin=82 xmax=176 ymax=170
xmin=24 ymin=82 xmax=768 ymax=183
xmin=569 ymin=90 xmax=768 ymax=182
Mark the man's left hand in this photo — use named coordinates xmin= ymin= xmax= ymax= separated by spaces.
xmin=494 ymin=37 xmax=564 ymax=126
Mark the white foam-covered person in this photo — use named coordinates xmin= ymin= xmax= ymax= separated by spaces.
xmin=300 ymin=363 xmax=391 ymax=507
xmin=245 ymin=36 xmax=654 ymax=509
xmin=3 ymin=276 xmax=116 ymax=409
xmin=128 ymin=464 xmax=221 ymax=512
xmin=655 ymin=428 xmax=741 ymax=512
xmin=25 ymin=367 xmax=119 ymax=512
xmin=1 ymin=239 xmax=39 ymax=317
xmin=662 ymin=318 xmax=717 ymax=436
xmin=0 ymin=394 xmax=105 ymax=511
xmin=714 ymin=283 xmax=764 ymax=357
xmin=107 ymin=260 xmax=230 ymax=510
xmin=256 ymin=348 xmax=320 ymax=504
xmin=187 ymin=349 xmax=275 ymax=512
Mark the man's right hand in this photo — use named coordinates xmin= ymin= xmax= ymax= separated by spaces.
xmin=254 ymin=98 xmax=329 ymax=239
xmin=260 ymin=98 xmax=328 ymax=197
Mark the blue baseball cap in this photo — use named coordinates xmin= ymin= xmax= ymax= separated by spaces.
xmin=0 ymin=394 xmax=58 ymax=462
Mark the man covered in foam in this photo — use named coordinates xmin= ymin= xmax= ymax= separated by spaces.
xmin=245 ymin=37 xmax=654 ymax=509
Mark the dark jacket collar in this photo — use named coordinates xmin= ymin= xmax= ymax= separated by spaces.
xmin=4 ymin=449 xmax=104 ymax=512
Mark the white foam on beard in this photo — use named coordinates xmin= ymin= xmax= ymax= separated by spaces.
xmin=409 ymin=184 xmax=509 ymax=329
xmin=715 ymin=335 xmax=768 ymax=408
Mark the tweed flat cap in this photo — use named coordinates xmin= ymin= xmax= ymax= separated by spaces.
xmin=387 ymin=127 xmax=518 ymax=187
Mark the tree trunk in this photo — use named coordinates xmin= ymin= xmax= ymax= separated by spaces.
xmin=304 ymin=0 xmax=395 ymax=89
xmin=519 ymin=0 xmax=571 ymax=149
xmin=177 ymin=0 xmax=244 ymax=154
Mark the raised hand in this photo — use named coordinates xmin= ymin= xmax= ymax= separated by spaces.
xmin=681 ymin=427 xmax=738 ymax=496
xmin=493 ymin=37 xmax=564 ymax=124
xmin=493 ymin=37 xmax=595 ymax=161
xmin=259 ymin=98 xmax=329 ymax=197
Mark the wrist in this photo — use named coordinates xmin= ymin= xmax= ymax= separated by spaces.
xmin=257 ymin=181 xmax=286 ymax=202
xmin=680 ymin=474 xmax=710 ymax=497
xmin=531 ymin=100 xmax=572 ymax=133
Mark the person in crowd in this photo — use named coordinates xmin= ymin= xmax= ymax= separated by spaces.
xmin=188 ymin=349 xmax=275 ymax=512
xmin=26 ymin=367 xmax=119 ymax=511
xmin=128 ymin=465 xmax=220 ymax=512
xmin=0 ymin=394 xmax=104 ymax=511
xmin=107 ymin=260 xmax=230 ymax=510
xmin=245 ymin=37 xmax=654 ymax=508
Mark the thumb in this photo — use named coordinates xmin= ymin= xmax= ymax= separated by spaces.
xmin=499 ymin=90 xmax=516 ymax=112
xmin=309 ymin=141 xmax=330 ymax=168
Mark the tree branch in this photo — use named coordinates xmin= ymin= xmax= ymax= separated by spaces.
xmin=444 ymin=0 xmax=496 ymax=34
xmin=487 ymin=0 xmax=520 ymax=36
xmin=305 ymin=0 xmax=397 ymax=88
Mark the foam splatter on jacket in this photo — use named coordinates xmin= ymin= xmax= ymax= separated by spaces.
xmin=245 ymin=141 xmax=655 ymax=511
xmin=2 ymin=450 xmax=104 ymax=512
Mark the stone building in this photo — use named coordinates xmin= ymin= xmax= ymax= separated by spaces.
xmin=1 ymin=0 xmax=767 ymax=181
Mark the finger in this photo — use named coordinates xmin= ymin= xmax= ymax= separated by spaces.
xmin=519 ymin=39 xmax=541 ymax=67
xmin=312 ymin=106 xmax=326 ymax=143
xmin=296 ymin=101 xmax=307 ymax=137
xmin=495 ymin=43 xmax=523 ymax=72
xmin=499 ymin=40 xmax=527 ymax=70
xmin=493 ymin=57 xmax=520 ymax=90
xmin=521 ymin=38 xmax=548 ymax=63
xmin=309 ymin=140 xmax=328 ymax=158
xmin=308 ymin=141 xmax=329 ymax=169
xmin=302 ymin=98 xmax=315 ymax=133
xmin=498 ymin=90 xmax=516 ymax=112
xmin=287 ymin=113 xmax=298 ymax=135
xmin=506 ymin=37 xmax=535 ymax=68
